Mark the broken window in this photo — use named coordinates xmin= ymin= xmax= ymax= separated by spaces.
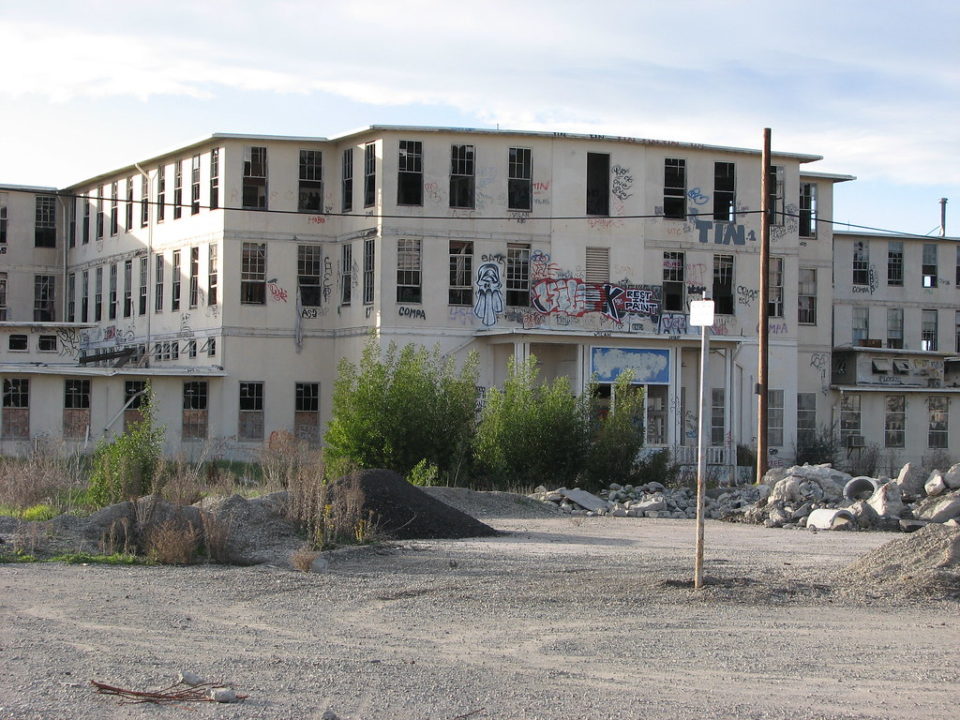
xmin=35 ymin=195 xmax=57 ymax=247
xmin=839 ymin=394 xmax=861 ymax=446
xmin=299 ymin=149 xmax=323 ymax=213
xmin=298 ymin=244 xmax=322 ymax=307
xmin=921 ymin=309 xmax=938 ymax=351
xmin=2 ymin=378 xmax=30 ymax=440
xmin=242 ymin=146 xmax=268 ymax=210
xmin=768 ymin=165 xmax=784 ymax=226
xmin=342 ymin=148 xmax=354 ymax=213
xmin=450 ymin=144 xmax=475 ymax=209
xmin=713 ymin=162 xmax=735 ymax=222
xmin=241 ymin=242 xmax=266 ymax=304
xmin=63 ymin=379 xmax=90 ymax=440
xmin=799 ymin=182 xmax=816 ymax=237
xmin=83 ymin=195 xmax=91 ymax=243
xmin=295 ymin=382 xmax=320 ymax=445
xmin=798 ymin=268 xmax=816 ymax=325
xmin=396 ymin=238 xmax=421 ymax=303
xmin=508 ymin=147 xmax=532 ymax=211
xmin=887 ymin=240 xmax=903 ymax=286
xmin=95 ymin=267 xmax=103 ymax=321
xmin=363 ymin=143 xmax=376 ymax=207
xmin=928 ymin=396 xmax=948 ymax=449
xmin=449 ymin=240 xmax=473 ymax=306
xmin=586 ymin=152 xmax=610 ymax=216
xmin=887 ymin=307 xmax=903 ymax=349
xmin=397 ymin=140 xmax=423 ymax=206
xmin=67 ymin=273 xmax=76 ymax=322
xmin=182 ymin=381 xmax=208 ymax=440
xmin=34 ymin=274 xmax=55 ymax=322
xmin=712 ymin=254 xmax=734 ymax=315
xmin=663 ymin=158 xmax=686 ymax=219
xmin=852 ymin=241 xmax=869 ymax=286
xmin=768 ymin=256 xmax=784 ymax=318
xmin=81 ymin=270 xmax=89 ymax=322
xmin=140 ymin=176 xmax=149 ymax=227
xmin=506 ymin=243 xmax=530 ymax=307
xmin=662 ymin=251 xmax=685 ymax=312
xmin=922 ymin=244 xmax=938 ymax=288
xmin=885 ymin=395 xmax=905 ymax=448
xmin=852 ymin=306 xmax=869 ymax=345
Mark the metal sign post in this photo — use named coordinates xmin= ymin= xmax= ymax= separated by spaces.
xmin=689 ymin=298 xmax=714 ymax=590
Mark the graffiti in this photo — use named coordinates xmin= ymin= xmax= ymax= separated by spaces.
xmin=474 ymin=262 xmax=504 ymax=327
xmin=685 ymin=263 xmax=708 ymax=285
xmin=205 ymin=303 xmax=220 ymax=318
xmin=852 ymin=264 xmax=879 ymax=295
xmin=687 ymin=188 xmax=709 ymax=205
xmin=593 ymin=330 xmax=613 ymax=337
xmin=267 ymin=281 xmax=288 ymax=303
xmin=308 ymin=215 xmax=326 ymax=224
xmin=508 ymin=212 xmax=528 ymax=224
xmin=448 ymin=306 xmax=475 ymax=326
xmin=737 ymin=285 xmax=759 ymax=306
xmin=611 ymin=164 xmax=634 ymax=201
xmin=55 ymin=328 xmax=82 ymax=359
xmin=398 ymin=306 xmax=426 ymax=320
xmin=711 ymin=316 xmax=730 ymax=335
xmin=533 ymin=180 xmax=551 ymax=207
xmin=658 ymin=313 xmax=690 ymax=336
xmin=588 ymin=216 xmax=622 ymax=229
xmin=768 ymin=321 xmax=789 ymax=335
xmin=623 ymin=286 xmax=662 ymax=319
xmin=531 ymin=250 xmax=562 ymax=281
xmin=695 ymin=218 xmax=757 ymax=245
xmin=810 ymin=352 xmax=829 ymax=381
xmin=481 ymin=253 xmax=505 ymax=264
xmin=179 ymin=313 xmax=193 ymax=337
xmin=424 ymin=181 xmax=443 ymax=204
xmin=104 ymin=325 xmax=116 ymax=341
xmin=529 ymin=278 xmax=661 ymax=324
xmin=322 ymin=256 xmax=334 ymax=303
xmin=770 ymin=203 xmax=799 ymax=243
xmin=686 ymin=284 xmax=707 ymax=297
xmin=300 ymin=307 xmax=319 ymax=319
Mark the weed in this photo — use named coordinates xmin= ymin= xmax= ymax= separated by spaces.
xmin=145 ymin=519 xmax=200 ymax=564
xmin=290 ymin=547 xmax=318 ymax=572
xmin=51 ymin=552 xmax=142 ymax=565
xmin=200 ymin=511 xmax=233 ymax=564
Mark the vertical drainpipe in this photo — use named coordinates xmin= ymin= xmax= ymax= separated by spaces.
xmin=58 ymin=193 xmax=68 ymax=320
xmin=134 ymin=163 xmax=152 ymax=366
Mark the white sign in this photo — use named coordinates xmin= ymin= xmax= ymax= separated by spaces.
xmin=689 ymin=299 xmax=715 ymax=327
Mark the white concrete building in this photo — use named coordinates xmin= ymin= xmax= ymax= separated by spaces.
xmin=4 ymin=126 xmax=946 ymax=475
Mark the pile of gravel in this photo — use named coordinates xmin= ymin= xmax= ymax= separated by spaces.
xmin=331 ymin=469 xmax=498 ymax=540
xmin=421 ymin=486 xmax=563 ymax=519
xmin=839 ymin=522 xmax=960 ymax=599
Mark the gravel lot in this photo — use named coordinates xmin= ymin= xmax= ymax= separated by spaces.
xmin=2 ymin=492 xmax=959 ymax=720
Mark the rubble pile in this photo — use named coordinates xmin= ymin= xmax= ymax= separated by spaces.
xmin=528 ymin=460 xmax=960 ymax=533
xmin=529 ymin=482 xmax=766 ymax=520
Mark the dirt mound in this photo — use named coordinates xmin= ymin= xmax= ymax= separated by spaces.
xmin=199 ymin=492 xmax=300 ymax=565
xmin=335 ymin=469 xmax=498 ymax=540
xmin=840 ymin=523 xmax=960 ymax=599
xmin=421 ymin=486 xmax=563 ymax=519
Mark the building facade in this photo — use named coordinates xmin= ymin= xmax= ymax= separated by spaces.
xmin=0 ymin=126 xmax=952 ymax=473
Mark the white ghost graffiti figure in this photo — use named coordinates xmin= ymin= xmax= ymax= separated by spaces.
xmin=474 ymin=262 xmax=504 ymax=327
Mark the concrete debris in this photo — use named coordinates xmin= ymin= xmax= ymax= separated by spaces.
xmin=944 ymin=463 xmax=960 ymax=490
xmin=529 ymin=462 xmax=960 ymax=534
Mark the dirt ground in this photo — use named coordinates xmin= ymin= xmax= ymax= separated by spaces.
xmin=1 ymin=505 xmax=959 ymax=719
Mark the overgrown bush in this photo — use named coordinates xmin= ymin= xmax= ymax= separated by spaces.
xmin=794 ymin=424 xmax=840 ymax=467
xmin=406 ymin=459 xmax=440 ymax=487
xmin=473 ymin=357 xmax=592 ymax=489
xmin=325 ymin=340 xmax=478 ymax=481
xmin=87 ymin=388 xmax=164 ymax=507
xmin=585 ymin=374 xmax=646 ymax=489
xmin=0 ymin=442 xmax=88 ymax=514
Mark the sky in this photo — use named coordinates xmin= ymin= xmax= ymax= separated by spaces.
xmin=1 ymin=0 xmax=958 ymax=237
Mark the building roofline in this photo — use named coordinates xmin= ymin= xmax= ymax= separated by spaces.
xmin=799 ymin=171 xmax=856 ymax=183
xmin=0 ymin=183 xmax=59 ymax=193
xmin=834 ymin=229 xmax=960 ymax=241
xmin=332 ymin=124 xmax=824 ymax=163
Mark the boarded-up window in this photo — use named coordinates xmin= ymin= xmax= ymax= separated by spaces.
xmin=183 ymin=381 xmax=208 ymax=441
xmin=295 ymin=383 xmax=320 ymax=445
xmin=63 ymin=379 xmax=90 ymax=440
xmin=239 ymin=382 xmax=264 ymax=441
xmin=2 ymin=378 xmax=29 ymax=439
xmin=585 ymin=247 xmax=610 ymax=284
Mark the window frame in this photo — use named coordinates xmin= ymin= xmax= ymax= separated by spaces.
xmin=884 ymin=395 xmax=905 ymax=448
xmin=448 ymin=240 xmax=474 ymax=306
xmin=663 ymin=158 xmax=686 ymax=219
xmin=799 ymin=182 xmax=817 ymax=237
xmin=35 ymin=195 xmax=57 ymax=247
xmin=585 ymin=152 xmax=610 ymax=216
xmin=508 ymin=147 xmax=532 ymax=212
xmin=240 ymin=242 xmax=267 ymax=305
xmin=506 ymin=243 xmax=531 ymax=307
xmin=238 ymin=381 xmax=264 ymax=441
xmin=298 ymin=244 xmax=322 ymax=307
xmin=397 ymin=140 xmax=423 ymax=206
xmin=341 ymin=148 xmax=354 ymax=213
xmin=298 ymin=149 xmax=324 ymax=213
xmin=713 ymin=161 xmax=736 ymax=222
xmin=242 ymin=146 xmax=268 ymax=210
xmin=449 ymin=144 xmax=476 ymax=209
xmin=712 ymin=254 xmax=734 ymax=315
xmin=396 ymin=238 xmax=422 ymax=303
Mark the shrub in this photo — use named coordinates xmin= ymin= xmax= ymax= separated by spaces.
xmin=406 ymin=459 xmax=440 ymax=487
xmin=145 ymin=519 xmax=200 ymax=564
xmin=0 ymin=442 xmax=88 ymax=514
xmin=87 ymin=387 xmax=165 ymax=507
xmin=325 ymin=339 xmax=478 ymax=480
xmin=473 ymin=356 xmax=592 ymax=489
xmin=585 ymin=374 xmax=646 ymax=489
xmin=794 ymin=424 xmax=840 ymax=467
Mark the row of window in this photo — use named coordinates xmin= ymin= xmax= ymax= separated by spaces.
xmin=850 ymin=307 xmax=960 ymax=352
xmin=0 ymin=194 xmax=57 ymax=248
xmin=0 ymin=274 xmax=56 ymax=322
xmin=853 ymin=240 xmax=960 ymax=289
xmin=0 ymin=378 xmax=320 ymax=444
xmin=839 ymin=393 xmax=949 ymax=449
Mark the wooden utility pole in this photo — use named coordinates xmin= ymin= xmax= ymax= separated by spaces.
xmin=757 ymin=129 xmax=771 ymax=483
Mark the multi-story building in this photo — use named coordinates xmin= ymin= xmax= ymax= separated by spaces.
xmin=1 ymin=126 xmax=951 ymax=473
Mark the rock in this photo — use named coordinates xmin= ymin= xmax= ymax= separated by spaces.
xmin=209 ymin=687 xmax=238 ymax=703
xmin=644 ymin=482 xmax=666 ymax=493
xmin=925 ymin=471 xmax=947 ymax=497
xmin=912 ymin=491 xmax=960 ymax=523
xmin=766 ymin=504 xmax=790 ymax=527
xmin=807 ymin=508 xmax=856 ymax=531
xmin=178 ymin=671 xmax=204 ymax=686
xmin=791 ymin=502 xmax=813 ymax=521
xmin=866 ymin=482 xmax=904 ymax=519
xmin=849 ymin=500 xmax=878 ymax=529
xmin=633 ymin=497 xmax=666 ymax=513
xmin=769 ymin=477 xmax=802 ymax=505
xmin=844 ymin=476 xmax=880 ymax=501
xmin=559 ymin=489 xmax=608 ymax=512
xmin=895 ymin=463 xmax=927 ymax=498
xmin=943 ymin=463 xmax=960 ymax=490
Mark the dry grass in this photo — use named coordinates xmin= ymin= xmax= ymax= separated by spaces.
xmin=290 ymin=547 xmax=319 ymax=572
xmin=0 ymin=442 xmax=87 ymax=513
xmin=200 ymin=510 xmax=233 ymax=564
xmin=145 ymin=519 xmax=201 ymax=564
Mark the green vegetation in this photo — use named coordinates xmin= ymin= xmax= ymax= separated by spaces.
xmin=325 ymin=340 xmax=478 ymax=482
xmin=585 ymin=373 xmax=647 ymax=488
xmin=87 ymin=387 xmax=165 ymax=507
xmin=0 ymin=551 xmax=142 ymax=565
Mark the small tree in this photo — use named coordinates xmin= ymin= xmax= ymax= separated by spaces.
xmin=87 ymin=387 xmax=165 ymax=507
xmin=473 ymin=356 xmax=592 ymax=489
xmin=586 ymin=372 xmax=646 ymax=488
xmin=324 ymin=339 xmax=478 ymax=480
